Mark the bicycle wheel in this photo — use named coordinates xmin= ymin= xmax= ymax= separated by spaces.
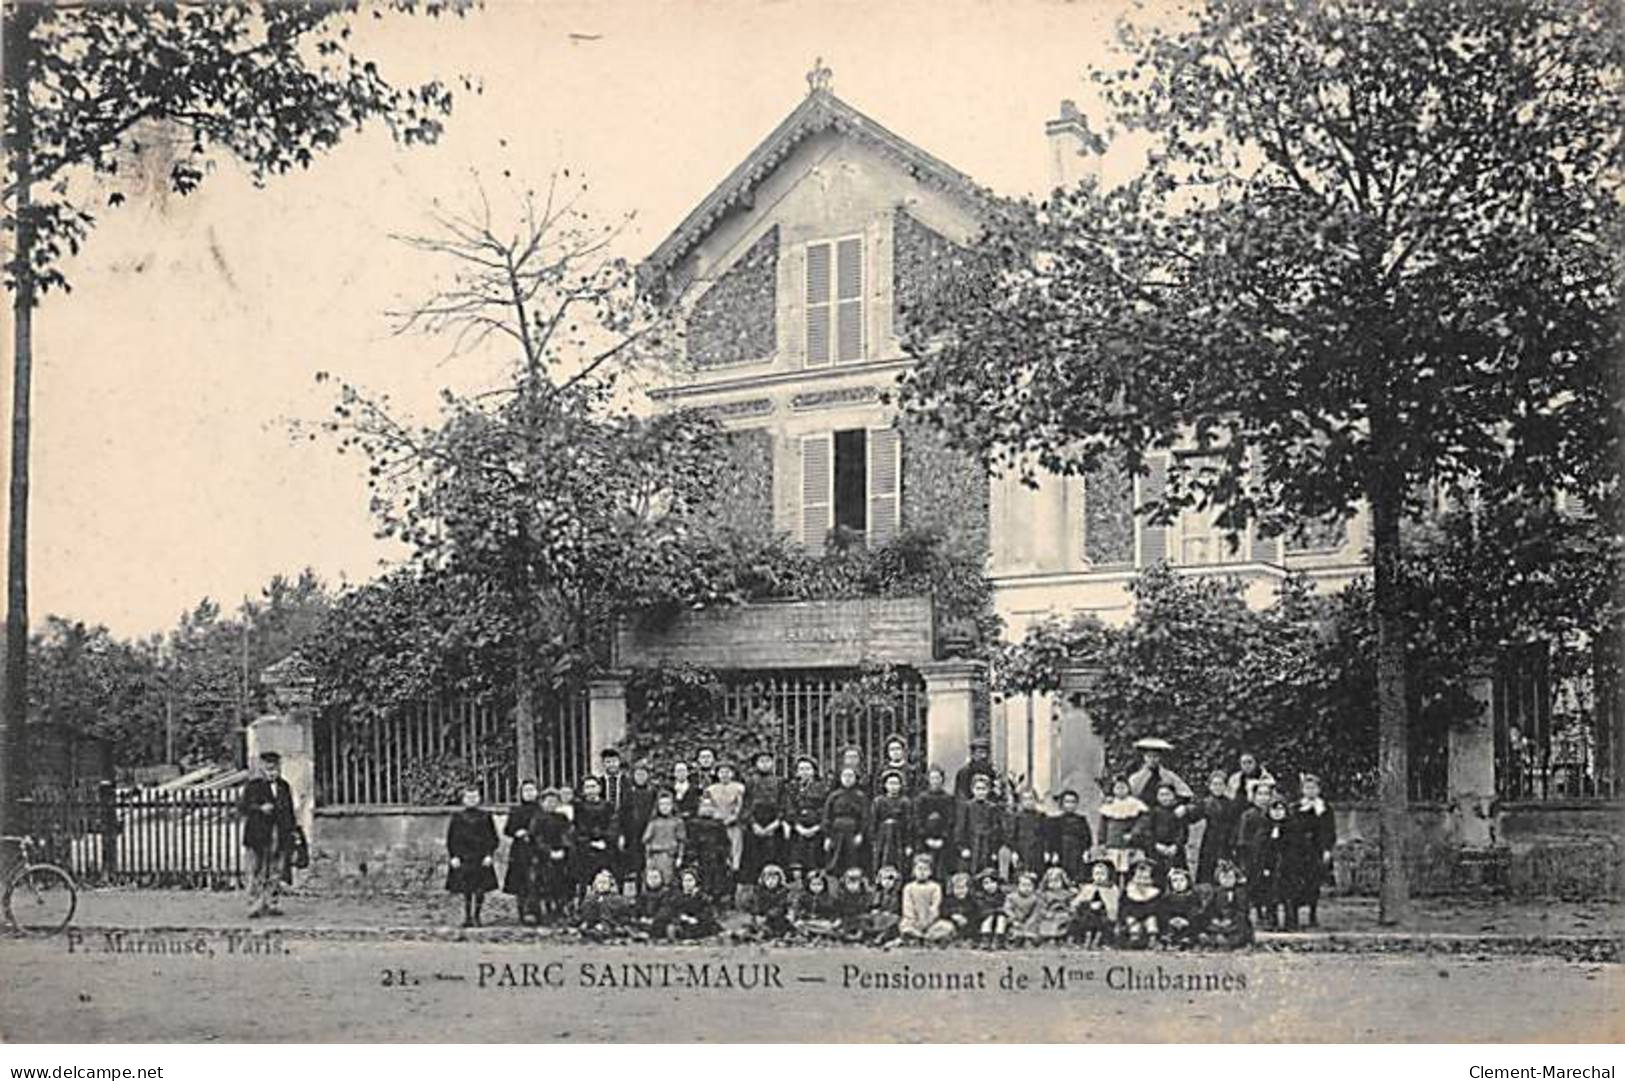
xmin=5 ymin=864 xmax=77 ymax=935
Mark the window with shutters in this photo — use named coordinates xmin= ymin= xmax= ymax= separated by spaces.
xmin=800 ymin=426 xmax=902 ymax=550
xmin=805 ymin=236 xmax=864 ymax=367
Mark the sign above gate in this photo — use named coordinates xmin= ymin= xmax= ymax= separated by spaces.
xmin=616 ymin=597 xmax=934 ymax=669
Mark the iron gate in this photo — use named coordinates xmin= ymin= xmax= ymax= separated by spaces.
xmin=19 ymin=788 xmax=244 ymax=889
xmin=714 ymin=667 xmax=927 ymax=779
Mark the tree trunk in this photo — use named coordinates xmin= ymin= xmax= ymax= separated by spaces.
xmin=2 ymin=4 xmax=40 ymax=838
xmin=1369 ymin=469 xmax=1412 ymax=925
xmin=514 ymin=647 xmax=536 ymax=785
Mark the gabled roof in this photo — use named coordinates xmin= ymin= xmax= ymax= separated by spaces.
xmin=642 ymin=88 xmax=995 ymax=295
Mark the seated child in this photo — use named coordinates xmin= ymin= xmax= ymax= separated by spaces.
xmin=867 ymin=865 xmax=904 ymax=943
xmin=1002 ymin=871 xmax=1043 ymax=945
xmin=793 ymin=869 xmax=840 ymax=938
xmin=1035 ymin=866 xmax=1074 ymax=941
xmin=1118 ymin=858 xmax=1163 ymax=949
xmin=1160 ymin=867 xmax=1203 ymax=948
xmin=578 ymin=868 xmax=632 ymax=941
xmin=1097 ymin=776 xmax=1150 ymax=881
xmin=1199 ymin=859 xmax=1253 ymax=949
xmin=975 ymin=869 xmax=1008 ymax=946
xmin=931 ymin=871 xmax=976 ymax=943
xmin=751 ymin=863 xmax=793 ymax=939
xmin=833 ymin=866 xmax=874 ymax=942
xmin=899 ymin=854 xmax=943 ymax=941
xmin=1070 ymin=857 xmax=1120 ymax=947
xmin=661 ymin=866 xmax=721 ymax=941
xmin=633 ymin=866 xmax=669 ymax=939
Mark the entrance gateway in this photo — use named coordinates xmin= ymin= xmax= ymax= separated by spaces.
xmin=592 ymin=596 xmax=987 ymax=780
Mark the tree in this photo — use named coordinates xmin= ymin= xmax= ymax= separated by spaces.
xmin=1 ymin=1 xmax=466 ymax=830
xmin=898 ymin=0 xmax=1621 ymax=922
xmin=318 ymin=176 xmax=729 ymax=774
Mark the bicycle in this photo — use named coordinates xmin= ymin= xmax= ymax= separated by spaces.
xmin=2 ymin=835 xmax=78 ymax=935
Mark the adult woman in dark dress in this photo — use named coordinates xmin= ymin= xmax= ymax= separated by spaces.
xmin=502 ymin=779 xmax=545 ymax=924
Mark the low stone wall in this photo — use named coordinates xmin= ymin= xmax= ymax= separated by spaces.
xmin=1330 ymin=801 xmax=1624 ymax=899
xmin=309 ymin=801 xmax=1623 ymax=899
xmin=310 ymin=806 xmax=512 ymax=896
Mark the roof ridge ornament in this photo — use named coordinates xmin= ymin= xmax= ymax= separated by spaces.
xmin=806 ymin=57 xmax=833 ymax=95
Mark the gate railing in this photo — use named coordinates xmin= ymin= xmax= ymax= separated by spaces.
xmin=713 ymin=668 xmax=927 ymax=780
xmin=19 ymin=788 xmax=244 ymax=889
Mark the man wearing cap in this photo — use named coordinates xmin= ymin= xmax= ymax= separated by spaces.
xmin=953 ymin=737 xmax=999 ymax=801
xmin=239 ymin=751 xmax=297 ymax=918
xmin=597 ymin=748 xmax=627 ymax=811
xmin=1127 ymin=737 xmax=1194 ymax=805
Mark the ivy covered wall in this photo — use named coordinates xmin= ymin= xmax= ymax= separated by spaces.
xmin=687 ymin=226 xmax=779 ymax=369
xmin=893 ymin=209 xmax=963 ymax=335
xmin=900 ymin=416 xmax=989 ymax=553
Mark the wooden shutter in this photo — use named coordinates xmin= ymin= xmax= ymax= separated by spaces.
xmin=835 ymin=236 xmax=864 ymax=363
xmin=867 ymin=426 xmax=901 ymax=546
xmin=1138 ymin=455 xmax=1168 ymax=566
xmin=806 ymin=242 xmax=832 ymax=368
xmin=801 ymin=433 xmax=833 ymax=549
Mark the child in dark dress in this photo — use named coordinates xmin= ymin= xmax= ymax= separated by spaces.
xmin=1010 ymin=789 xmax=1047 ymax=881
xmin=445 ymin=786 xmax=500 ymax=928
xmin=1118 ymin=858 xmax=1163 ymax=949
xmin=688 ymin=789 xmax=733 ymax=904
xmin=870 ymin=771 xmax=913 ymax=876
xmin=1199 ymin=859 xmax=1253 ymax=948
xmin=534 ymin=789 xmax=574 ymax=920
xmin=1070 ymin=858 xmax=1120 ymax=947
xmin=1234 ymin=781 xmax=1279 ymax=927
xmin=1145 ymin=781 xmax=1191 ymax=885
xmin=573 ymin=777 xmax=620 ymax=902
xmin=975 ymin=869 xmax=1009 ymax=945
xmin=750 ymin=863 xmax=794 ymax=939
xmin=823 ymin=766 xmax=870 ymax=875
xmin=662 ymin=866 xmax=721 ymax=941
xmin=1285 ymin=774 xmax=1337 ymax=928
xmin=955 ymin=773 xmax=1006 ymax=875
xmin=578 ymin=868 xmax=632 ymax=941
xmin=1190 ymin=770 xmax=1245 ymax=885
xmin=867 ymin=864 xmax=904 ymax=943
xmin=785 ymin=756 xmax=827 ymax=881
xmin=793 ymin=869 xmax=839 ymax=938
xmin=1043 ymin=789 xmax=1094 ymax=882
xmin=618 ymin=762 xmax=657 ymax=889
xmin=1247 ymin=797 xmax=1294 ymax=930
xmin=833 ymin=866 xmax=874 ymax=942
xmin=913 ymin=766 xmax=956 ymax=880
xmin=1097 ymin=775 xmax=1150 ymax=882
xmin=633 ymin=866 xmax=669 ymax=939
xmin=742 ymin=751 xmax=786 ymax=890
xmin=935 ymin=871 xmax=977 ymax=943
xmin=1160 ymin=866 xmax=1203 ymax=948
xmin=502 ymin=779 xmax=544 ymax=925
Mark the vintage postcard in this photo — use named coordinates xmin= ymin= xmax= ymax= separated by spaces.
xmin=0 ymin=0 xmax=1620 ymax=1046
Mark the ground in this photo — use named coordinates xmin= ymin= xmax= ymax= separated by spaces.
xmin=1 ymin=935 xmax=1620 ymax=1042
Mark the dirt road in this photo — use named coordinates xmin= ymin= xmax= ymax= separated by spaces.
xmin=1 ymin=934 xmax=1619 ymax=1042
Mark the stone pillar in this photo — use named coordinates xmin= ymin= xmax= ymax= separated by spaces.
xmin=921 ymin=660 xmax=985 ymax=779
xmin=588 ymin=673 xmax=630 ymax=767
xmin=252 ymin=655 xmax=317 ymax=838
xmin=1449 ymin=672 xmax=1498 ymax=845
xmin=1053 ymin=666 xmax=1108 ymax=818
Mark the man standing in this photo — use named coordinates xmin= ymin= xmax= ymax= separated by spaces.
xmin=239 ymin=751 xmax=296 ymax=918
xmin=598 ymin=748 xmax=627 ymax=811
xmin=953 ymin=737 xmax=999 ymax=800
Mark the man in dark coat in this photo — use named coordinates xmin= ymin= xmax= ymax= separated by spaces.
xmin=238 ymin=751 xmax=297 ymax=918
xmin=597 ymin=748 xmax=628 ymax=813
xmin=953 ymin=737 xmax=999 ymax=800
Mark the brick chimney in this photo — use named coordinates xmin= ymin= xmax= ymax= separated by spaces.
xmin=1045 ymin=99 xmax=1097 ymax=195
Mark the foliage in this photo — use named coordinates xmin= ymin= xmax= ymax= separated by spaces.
xmin=995 ymin=565 xmax=1481 ymax=800
xmin=619 ymin=665 xmax=776 ymax=778
xmin=897 ymin=0 xmax=1621 ymax=914
xmin=3 ymin=0 xmax=468 ymax=295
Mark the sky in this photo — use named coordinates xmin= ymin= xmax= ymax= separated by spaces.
xmin=5 ymin=0 xmax=1159 ymax=638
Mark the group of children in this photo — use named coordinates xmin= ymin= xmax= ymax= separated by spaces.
xmin=443 ymin=737 xmax=1337 ymax=947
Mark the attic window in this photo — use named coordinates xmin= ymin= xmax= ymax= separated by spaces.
xmin=806 ymin=236 xmax=864 ymax=367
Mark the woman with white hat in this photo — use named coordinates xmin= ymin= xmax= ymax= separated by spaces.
xmin=1127 ymin=737 xmax=1193 ymax=804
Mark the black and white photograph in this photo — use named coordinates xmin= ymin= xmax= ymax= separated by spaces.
xmin=0 ymin=0 xmax=1621 ymax=1052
